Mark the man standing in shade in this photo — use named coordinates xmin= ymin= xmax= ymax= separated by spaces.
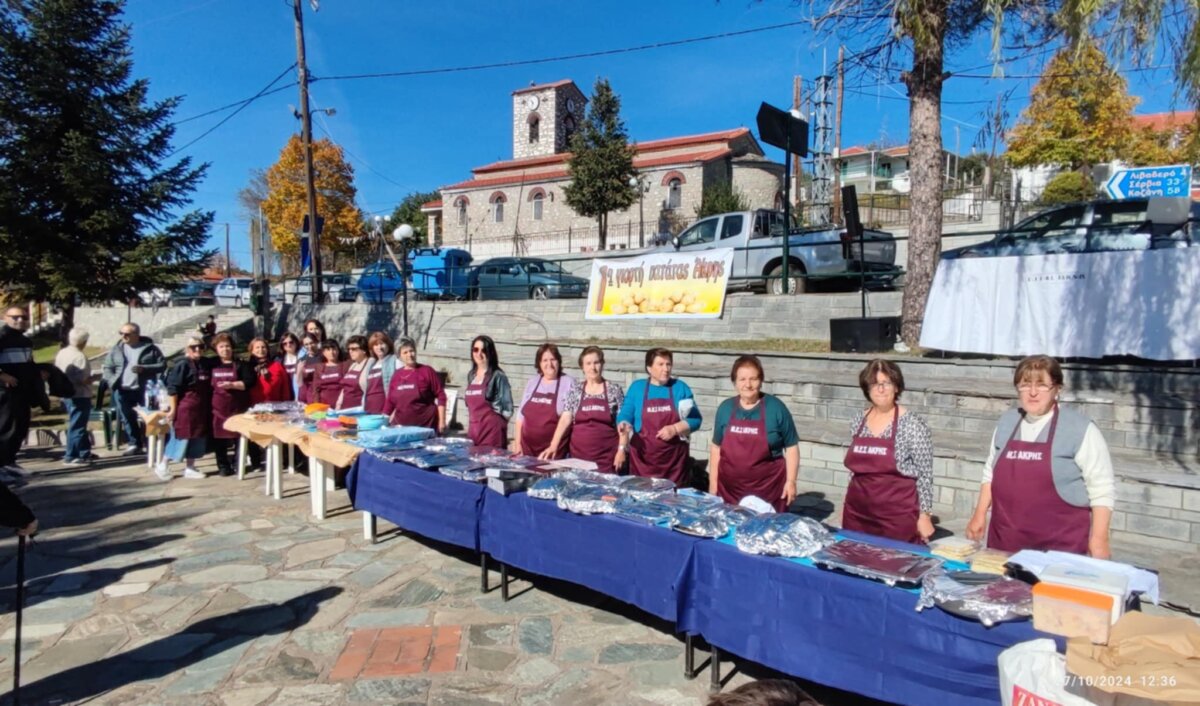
xmin=102 ymin=322 xmax=165 ymax=456
xmin=0 ymin=306 xmax=48 ymax=481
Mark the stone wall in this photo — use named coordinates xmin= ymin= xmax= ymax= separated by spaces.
xmin=73 ymin=305 xmax=212 ymax=346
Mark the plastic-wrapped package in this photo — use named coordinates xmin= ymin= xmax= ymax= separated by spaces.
xmin=671 ymin=508 xmax=729 ymax=538
xmin=613 ymin=496 xmax=679 ymax=525
xmin=528 ymin=476 xmax=571 ymax=500
xmin=555 ymin=469 xmax=624 ymax=486
xmin=617 ymin=476 xmax=675 ymax=500
xmin=915 ymin=569 xmax=1033 ymax=626
xmin=556 ymin=483 xmax=624 ymax=514
xmin=734 ymin=513 xmax=833 ymax=558
xmin=436 ymin=460 xmax=485 ymax=479
xmin=365 ymin=442 xmax=426 ymax=462
xmin=811 ymin=539 xmax=942 ymax=588
xmin=397 ymin=450 xmax=461 ymax=469
xmin=249 ymin=401 xmax=305 ymax=414
xmin=656 ymin=493 xmax=719 ymax=513
xmin=355 ymin=426 xmax=437 ymax=449
xmin=676 ymin=488 xmax=723 ymax=505
xmin=712 ymin=504 xmax=760 ymax=529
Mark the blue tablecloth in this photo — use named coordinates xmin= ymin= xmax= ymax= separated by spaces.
xmin=479 ymin=492 xmax=702 ymax=622
xmin=678 ymin=537 xmax=1044 ymax=706
xmin=346 ymin=454 xmax=487 ymax=551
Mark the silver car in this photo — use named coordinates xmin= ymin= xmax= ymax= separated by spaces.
xmin=214 ymin=277 xmax=254 ymax=307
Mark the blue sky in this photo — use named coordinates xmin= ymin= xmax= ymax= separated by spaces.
xmin=121 ymin=0 xmax=1186 ymax=264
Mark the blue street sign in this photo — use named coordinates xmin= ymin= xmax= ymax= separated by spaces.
xmin=1104 ymin=164 xmax=1192 ymax=200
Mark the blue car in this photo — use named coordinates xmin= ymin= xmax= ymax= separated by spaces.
xmin=355 ymin=260 xmax=407 ymax=303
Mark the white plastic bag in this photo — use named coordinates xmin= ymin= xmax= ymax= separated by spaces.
xmin=998 ymin=639 xmax=1116 ymax=706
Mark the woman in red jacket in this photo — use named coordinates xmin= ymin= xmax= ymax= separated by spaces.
xmin=248 ymin=338 xmax=293 ymax=404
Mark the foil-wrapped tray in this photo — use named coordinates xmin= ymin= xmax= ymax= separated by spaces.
xmin=528 ymin=476 xmax=571 ymax=500
xmin=556 ymin=483 xmax=624 ymax=514
xmin=734 ymin=513 xmax=833 ymax=558
xmin=915 ymin=569 xmax=1033 ymax=626
xmin=671 ymin=508 xmax=729 ymax=538
xmin=617 ymin=476 xmax=675 ymax=500
xmin=555 ymin=469 xmax=625 ymax=486
xmin=613 ymin=496 xmax=679 ymax=525
xmin=811 ymin=539 xmax=942 ymax=588
xmin=436 ymin=460 xmax=485 ymax=480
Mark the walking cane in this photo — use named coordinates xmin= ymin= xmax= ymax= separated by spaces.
xmin=13 ymin=534 xmax=25 ymax=706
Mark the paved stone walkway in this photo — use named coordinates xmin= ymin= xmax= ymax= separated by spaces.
xmin=0 ymin=443 xmax=825 ymax=706
xmin=1 ymin=440 xmax=1195 ymax=706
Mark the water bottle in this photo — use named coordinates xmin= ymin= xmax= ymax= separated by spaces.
xmin=157 ymin=379 xmax=170 ymax=411
xmin=143 ymin=379 xmax=156 ymax=409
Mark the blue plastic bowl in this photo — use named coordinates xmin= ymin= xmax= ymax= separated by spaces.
xmin=357 ymin=415 xmax=388 ymax=431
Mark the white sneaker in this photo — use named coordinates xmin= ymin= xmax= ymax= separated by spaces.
xmin=153 ymin=461 xmax=171 ymax=481
xmin=183 ymin=468 xmax=205 ymax=479
xmin=122 ymin=444 xmax=142 ymax=457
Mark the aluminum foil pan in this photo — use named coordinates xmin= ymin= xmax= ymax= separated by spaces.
xmin=556 ymin=482 xmax=624 ymax=515
xmin=811 ymin=539 xmax=942 ymax=588
xmin=915 ymin=569 xmax=1033 ymax=626
xmin=734 ymin=513 xmax=833 ymax=558
xmin=613 ymin=496 xmax=679 ymax=525
xmin=671 ymin=508 xmax=729 ymax=538
xmin=617 ymin=476 xmax=675 ymax=500
xmin=528 ymin=476 xmax=570 ymax=500
xmin=712 ymin=504 xmax=760 ymax=529
xmin=555 ymin=469 xmax=624 ymax=486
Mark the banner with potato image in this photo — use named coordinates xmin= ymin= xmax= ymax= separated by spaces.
xmin=585 ymin=248 xmax=734 ymax=320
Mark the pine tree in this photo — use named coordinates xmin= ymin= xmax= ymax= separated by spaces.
xmin=0 ymin=0 xmax=215 ymax=344
xmin=563 ymin=79 xmax=637 ymax=251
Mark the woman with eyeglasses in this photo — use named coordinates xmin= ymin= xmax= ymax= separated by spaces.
xmin=709 ymin=355 xmax=800 ymax=512
xmin=464 ymin=335 xmax=512 ymax=448
xmin=966 ymin=355 xmax=1114 ymax=558
xmin=514 ymin=343 xmax=576 ymax=460
xmin=209 ymin=333 xmax=256 ymax=476
xmin=336 ymin=335 xmax=370 ymax=409
xmin=384 ymin=337 xmax=446 ymax=432
xmin=295 ymin=334 xmax=322 ymax=403
xmin=277 ymin=332 xmax=301 ymax=397
xmin=248 ymin=338 xmax=292 ymax=404
xmin=156 ymin=335 xmax=211 ymax=480
xmin=361 ymin=332 xmax=396 ymax=415
xmin=841 ymin=359 xmax=933 ymax=543
xmin=311 ymin=340 xmax=346 ymax=407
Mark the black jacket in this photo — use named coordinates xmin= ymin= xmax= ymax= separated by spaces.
xmin=0 ymin=483 xmax=34 ymax=529
xmin=0 ymin=324 xmax=48 ymax=408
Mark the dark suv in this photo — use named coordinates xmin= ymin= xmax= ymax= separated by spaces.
xmin=468 ymin=257 xmax=588 ymax=300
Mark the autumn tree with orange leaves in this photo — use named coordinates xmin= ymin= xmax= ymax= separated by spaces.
xmin=262 ymin=135 xmax=364 ymax=268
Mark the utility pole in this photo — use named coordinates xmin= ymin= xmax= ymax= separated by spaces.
xmin=292 ymin=0 xmax=323 ymax=302
xmin=224 ymin=223 xmax=231 ymax=277
xmin=833 ymin=46 xmax=845 ymax=225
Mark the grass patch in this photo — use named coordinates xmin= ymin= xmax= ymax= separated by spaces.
xmin=31 ymin=334 xmax=104 ymax=364
xmin=566 ymin=337 xmax=832 ymax=353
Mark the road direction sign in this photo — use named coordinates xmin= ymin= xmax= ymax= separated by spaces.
xmin=1104 ymin=164 xmax=1192 ymax=200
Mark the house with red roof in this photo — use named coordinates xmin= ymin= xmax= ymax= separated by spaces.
xmin=425 ymin=80 xmax=784 ymax=258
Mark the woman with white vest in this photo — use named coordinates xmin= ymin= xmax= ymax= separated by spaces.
xmin=966 ymin=355 xmax=1115 ymax=559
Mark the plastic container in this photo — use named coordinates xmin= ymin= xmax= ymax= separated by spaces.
xmin=1038 ymin=563 xmax=1129 ymax=624
xmin=356 ymin=414 xmax=387 ymax=431
xmin=1032 ymin=582 xmax=1115 ymax=644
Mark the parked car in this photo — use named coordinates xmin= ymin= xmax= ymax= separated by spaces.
xmin=169 ymin=281 xmax=217 ymax=307
xmin=271 ymin=274 xmax=357 ymax=303
xmin=942 ymin=199 xmax=1199 ymax=259
xmin=357 ymin=248 xmax=472 ymax=303
xmin=214 ymin=277 xmax=254 ymax=307
xmin=355 ymin=259 xmax=408 ymax=304
xmin=468 ymin=257 xmax=589 ymax=300
xmin=653 ymin=209 xmax=898 ymax=294
xmin=138 ymin=288 xmax=171 ymax=308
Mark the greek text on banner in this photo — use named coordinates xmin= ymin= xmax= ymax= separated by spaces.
xmin=585 ymin=248 xmax=734 ymax=319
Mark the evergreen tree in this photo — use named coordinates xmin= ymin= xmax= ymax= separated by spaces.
xmin=695 ymin=182 xmax=750 ymax=219
xmin=563 ymin=79 xmax=637 ymax=250
xmin=388 ymin=191 xmax=442 ymax=247
xmin=0 ymin=0 xmax=214 ymax=344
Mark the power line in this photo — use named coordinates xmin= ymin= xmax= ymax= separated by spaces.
xmin=168 ymin=64 xmax=298 ymax=157
xmin=309 ymin=97 xmax=411 ymax=192
xmin=316 ymin=20 xmax=811 ymax=82
xmin=173 ymin=73 xmax=296 ymax=125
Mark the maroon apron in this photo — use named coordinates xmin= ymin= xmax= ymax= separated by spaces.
xmin=628 ymin=381 xmax=690 ymax=487
xmin=282 ymin=356 xmax=298 ymax=379
xmin=297 ymin=358 xmax=320 ymax=404
xmin=987 ymin=407 xmax=1091 ymax=554
xmin=339 ymin=362 xmax=367 ymax=409
xmin=568 ymin=382 xmax=619 ymax=473
xmin=842 ymin=407 xmax=921 ymax=543
xmin=389 ymin=366 xmax=438 ymax=431
xmin=717 ymin=399 xmax=789 ymax=512
xmin=210 ymin=361 xmax=245 ymax=440
xmin=173 ymin=361 xmax=211 ymax=440
xmin=314 ymin=363 xmax=344 ymax=407
xmin=363 ymin=362 xmax=387 ymax=415
xmin=520 ymin=377 xmax=567 ymax=459
xmin=466 ymin=373 xmax=507 ymax=449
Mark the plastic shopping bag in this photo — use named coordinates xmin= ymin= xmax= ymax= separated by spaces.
xmin=998 ymin=639 xmax=1116 ymax=706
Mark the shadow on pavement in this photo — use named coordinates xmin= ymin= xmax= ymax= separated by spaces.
xmin=2 ymin=586 xmax=343 ymax=705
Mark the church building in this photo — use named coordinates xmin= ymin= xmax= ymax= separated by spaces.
xmin=422 ymin=80 xmax=784 ymax=258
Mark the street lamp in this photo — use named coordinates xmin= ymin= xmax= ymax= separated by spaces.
xmin=628 ymin=175 xmax=649 ymax=248
xmin=393 ymin=224 xmax=414 ymax=337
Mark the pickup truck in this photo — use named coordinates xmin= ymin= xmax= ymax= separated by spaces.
xmin=655 ymin=209 xmax=898 ymax=294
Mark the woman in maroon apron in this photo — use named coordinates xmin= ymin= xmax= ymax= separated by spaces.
xmin=560 ymin=346 xmax=626 ymax=472
xmin=209 ymin=333 xmax=255 ymax=476
xmin=296 ymin=334 xmax=321 ymax=404
xmin=277 ymin=332 xmax=301 ymax=399
xmin=967 ymin=355 xmax=1112 ymax=558
xmin=616 ymin=348 xmax=700 ymax=487
xmin=708 ymin=356 xmax=798 ymax=512
xmin=361 ymin=332 xmax=396 ymax=416
xmin=516 ymin=343 xmax=576 ymax=459
xmin=312 ymin=340 xmax=346 ymax=407
xmin=337 ymin=335 xmax=370 ymax=409
xmin=157 ymin=336 xmax=211 ymax=480
xmin=842 ymin=359 xmax=934 ymax=544
xmin=384 ymin=338 xmax=446 ymax=432
xmin=464 ymin=335 xmax=511 ymax=449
